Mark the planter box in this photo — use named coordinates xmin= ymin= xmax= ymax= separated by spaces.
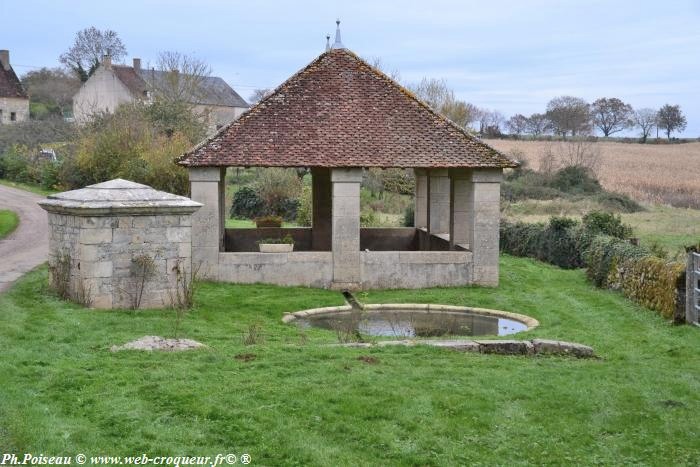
xmin=259 ymin=243 xmax=294 ymax=253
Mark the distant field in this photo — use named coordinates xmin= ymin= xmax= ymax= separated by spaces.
xmin=485 ymin=140 xmax=700 ymax=209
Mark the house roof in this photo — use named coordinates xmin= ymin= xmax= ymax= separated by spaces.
xmin=0 ymin=64 xmax=28 ymax=99
xmin=108 ymin=64 xmax=248 ymax=109
xmin=112 ymin=66 xmax=149 ymax=97
xmin=178 ymin=48 xmax=517 ymax=169
xmin=137 ymin=69 xmax=249 ymax=108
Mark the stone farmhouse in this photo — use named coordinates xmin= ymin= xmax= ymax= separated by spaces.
xmin=72 ymin=55 xmax=248 ymax=133
xmin=0 ymin=49 xmax=30 ymax=124
xmin=178 ymin=24 xmax=517 ymax=290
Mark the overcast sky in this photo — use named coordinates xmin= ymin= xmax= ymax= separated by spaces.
xmin=3 ymin=0 xmax=699 ymax=136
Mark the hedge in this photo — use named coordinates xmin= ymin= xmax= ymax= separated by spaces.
xmin=585 ymin=235 xmax=686 ymax=321
xmin=502 ymin=216 xmax=687 ymax=322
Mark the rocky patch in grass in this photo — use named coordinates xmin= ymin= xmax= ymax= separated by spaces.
xmin=110 ymin=336 xmax=205 ymax=352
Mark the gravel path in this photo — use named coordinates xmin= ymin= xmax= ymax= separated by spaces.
xmin=0 ymin=185 xmax=48 ymax=293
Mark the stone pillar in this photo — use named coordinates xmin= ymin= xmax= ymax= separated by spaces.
xmin=414 ymin=169 xmax=428 ymax=229
xmin=189 ymin=167 xmax=225 ymax=279
xmin=467 ymin=169 xmax=503 ymax=286
xmin=331 ymin=168 xmax=362 ymax=289
xmin=449 ymin=168 xmax=471 ymax=249
xmin=429 ymin=169 xmax=450 ymax=234
xmin=311 ymin=168 xmax=332 ymax=251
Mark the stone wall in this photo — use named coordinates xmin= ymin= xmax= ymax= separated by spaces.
xmin=0 ymin=97 xmax=29 ymax=124
xmin=360 ymin=250 xmax=472 ymax=289
xmin=218 ymin=252 xmax=333 ymax=288
xmin=216 ymin=250 xmax=473 ymax=290
xmin=47 ymin=213 xmax=193 ymax=308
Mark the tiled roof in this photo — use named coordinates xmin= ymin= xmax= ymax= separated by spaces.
xmin=112 ymin=66 xmax=149 ymax=97
xmin=111 ymin=65 xmax=249 ymax=109
xmin=137 ymin=69 xmax=249 ymax=108
xmin=179 ymin=49 xmax=517 ymax=169
xmin=0 ymin=64 xmax=28 ymax=99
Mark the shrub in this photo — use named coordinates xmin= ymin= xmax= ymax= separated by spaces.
xmin=501 ymin=181 xmax=563 ymax=201
xmin=296 ymin=185 xmax=312 ymax=227
xmin=381 ymin=168 xmax=415 ymax=195
xmin=255 ymin=168 xmax=302 ymax=209
xmin=0 ymin=145 xmax=32 ymax=183
xmin=255 ymin=215 xmax=283 ymax=228
xmin=500 ymin=217 xmax=583 ymax=269
xmin=584 ymin=235 xmax=649 ymax=288
xmin=403 ymin=205 xmax=414 ymax=227
xmin=258 ymin=234 xmax=294 ymax=245
xmin=594 ymin=192 xmax=643 ymax=213
xmin=582 ymin=211 xmax=632 ymax=239
xmin=271 ymin=197 xmax=300 ymax=222
xmin=620 ymin=257 xmax=685 ymax=321
xmin=230 ymin=187 xmax=264 ymax=219
xmin=547 ymin=165 xmax=601 ymax=195
xmin=360 ymin=210 xmax=380 ymax=227
xmin=74 ymin=104 xmax=191 ymax=194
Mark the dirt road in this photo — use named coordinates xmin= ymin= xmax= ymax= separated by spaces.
xmin=0 ymin=184 xmax=48 ymax=293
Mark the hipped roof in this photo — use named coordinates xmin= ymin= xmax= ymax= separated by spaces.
xmin=179 ymin=48 xmax=517 ymax=169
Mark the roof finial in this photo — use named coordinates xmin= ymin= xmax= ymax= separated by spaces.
xmin=325 ymin=34 xmax=331 ymax=52
xmin=332 ymin=18 xmax=344 ymax=49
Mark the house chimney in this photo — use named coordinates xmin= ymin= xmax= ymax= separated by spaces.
xmin=102 ymin=53 xmax=112 ymax=69
xmin=133 ymin=58 xmax=141 ymax=71
xmin=0 ymin=50 xmax=9 ymax=71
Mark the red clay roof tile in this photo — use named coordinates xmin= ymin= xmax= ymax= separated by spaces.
xmin=0 ymin=65 xmax=28 ymax=99
xmin=179 ymin=49 xmax=517 ymax=169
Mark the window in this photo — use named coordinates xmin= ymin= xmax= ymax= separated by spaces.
xmin=0 ymin=109 xmax=3 ymax=121
xmin=10 ymin=112 xmax=16 ymax=121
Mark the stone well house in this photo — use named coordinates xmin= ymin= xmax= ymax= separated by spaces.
xmin=0 ymin=49 xmax=30 ymax=124
xmin=178 ymin=28 xmax=517 ymax=290
xmin=72 ymin=55 xmax=248 ymax=133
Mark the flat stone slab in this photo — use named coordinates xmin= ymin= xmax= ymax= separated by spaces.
xmin=332 ymin=339 xmax=595 ymax=358
xmin=475 ymin=339 xmax=535 ymax=355
xmin=532 ymin=339 xmax=595 ymax=358
xmin=110 ymin=335 xmax=205 ymax=352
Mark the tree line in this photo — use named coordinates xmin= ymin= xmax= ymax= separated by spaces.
xmin=406 ymin=79 xmax=688 ymax=141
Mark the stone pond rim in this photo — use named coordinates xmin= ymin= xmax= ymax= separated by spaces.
xmin=282 ymin=303 xmax=540 ymax=330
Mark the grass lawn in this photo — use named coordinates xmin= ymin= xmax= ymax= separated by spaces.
xmin=1 ymin=256 xmax=699 ymax=464
xmin=0 ymin=209 xmax=19 ymax=239
xmin=0 ymin=178 xmax=58 ymax=197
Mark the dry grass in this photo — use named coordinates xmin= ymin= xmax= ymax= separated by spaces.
xmin=486 ymin=139 xmax=700 ymax=208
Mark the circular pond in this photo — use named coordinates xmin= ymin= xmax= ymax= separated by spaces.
xmin=283 ymin=304 xmax=538 ymax=338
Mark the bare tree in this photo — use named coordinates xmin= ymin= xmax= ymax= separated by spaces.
xmin=59 ymin=27 xmax=127 ymax=81
xmin=249 ymin=88 xmax=272 ymax=104
xmin=591 ymin=97 xmax=633 ymax=137
xmin=506 ymin=114 xmax=528 ymax=137
xmin=656 ymin=104 xmax=687 ymax=139
xmin=21 ymin=68 xmax=81 ymax=117
xmin=634 ymin=108 xmax=657 ymax=143
xmin=409 ymin=78 xmax=452 ymax=111
xmin=525 ymin=113 xmax=551 ymax=136
xmin=408 ymin=77 xmax=477 ymax=130
xmin=367 ymin=57 xmax=401 ymax=82
xmin=545 ymin=96 xmax=591 ymax=138
xmin=146 ymin=51 xmax=211 ymax=105
xmin=141 ymin=51 xmax=212 ymax=141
